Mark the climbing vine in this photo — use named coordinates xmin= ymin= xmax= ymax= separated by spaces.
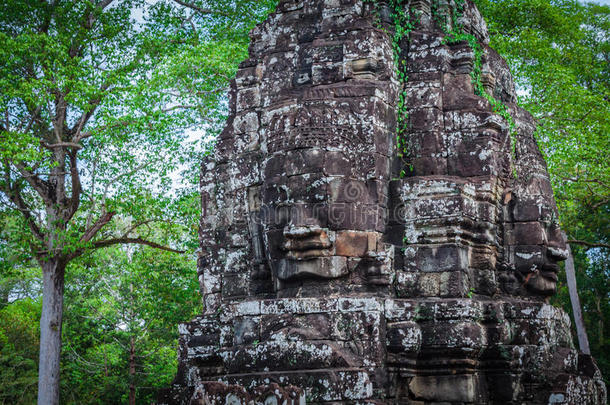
xmin=436 ymin=0 xmax=518 ymax=168
xmin=391 ymin=3 xmax=416 ymax=177
xmin=366 ymin=0 xmax=517 ymax=177
xmin=365 ymin=0 xmax=417 ymax=177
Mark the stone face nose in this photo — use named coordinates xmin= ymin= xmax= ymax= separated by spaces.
xmin=546 ymin=224 xmax=569 ymax=261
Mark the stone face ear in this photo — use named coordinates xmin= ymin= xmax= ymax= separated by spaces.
xmin=502 ymin=189 xmax=512 ymax=204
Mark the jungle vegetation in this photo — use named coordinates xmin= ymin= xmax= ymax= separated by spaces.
xmin=0 ymin=0 xmax=607 ymax=403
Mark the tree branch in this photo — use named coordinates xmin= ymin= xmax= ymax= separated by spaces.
xmin=41 ymin=141 xmax=83 ymax=150
xmin=96 ymin=0 xmax=115 ymax=10
xmin=560 ymin=176 xmax=609 ymax=189
xmin=71 ymin=82 xmax=113 ymax=142
xmin=102 ymin=158 xmax=158 ymax=205
xmin=120 ymin=219 xmax=155 ymax=238
xmin=78 ymin=119 xmax=136 ymax=140
xmin=568 ymin=239 xmax=610 ymax=250
xmin=161 ymin=104 xmax=199 ymax=113
xmin=19 ymin=106 xmax=42 ymax=134
xmin=10 ymin=161 xmax=51 ymax=205
xmin=172 ymin=0 xmax=232 ymax=16
xmin=91 ymin=238 xmax=185 ymax=253
xmin=65 ymin=149 xmax=81 ymax=221
xmin=85 ymin=156 xmax=99 ymax=229
xmin=1 ymin=161 xmax=45 ymax=242
xmin=591 ymin=198 xmax=609 ymax=210
xmin=80 ymin=211 xmax=116 ymax=243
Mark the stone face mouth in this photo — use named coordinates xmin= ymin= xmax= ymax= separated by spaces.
xmin=538 ymin=259 xmax=562 ymax=283
xmin=284 ymin=247 xmax=332 ymax=260
xmin=540 ymin=270 xmax=558 ymax=282
xmin=521 ymin=262 xmax=560 ymax=280
xmin=523 ymin=264 xmax=559 ymax=295
xmin=547 ymin=245 xmax=569 ymax=261
xmin=282 ymin=226 xmax=333 ymax=260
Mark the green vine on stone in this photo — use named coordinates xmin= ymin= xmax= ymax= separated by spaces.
xmin=393 ymin=4 xmax=414 ymax=177
xmin=438 ymin=1 xmax=518 ymax=174
xmin=365 ymin=0 xmax=417 ymax=177
xmin=366 ymin=0 xmax=517 ymax=177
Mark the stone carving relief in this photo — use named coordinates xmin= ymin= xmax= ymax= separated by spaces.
xmin=501 ymin=123 xmax=570 ymax=296
xmin=160 ymin=0 xmax=606 ymax=404
xmin=393 ymin=7 xmax=570 ymax=301
xmin=260 ymin=98 xmax=396 ymax=295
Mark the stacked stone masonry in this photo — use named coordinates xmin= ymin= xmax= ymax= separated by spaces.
xmin=159 ymin=0 xmax=607 ymax=403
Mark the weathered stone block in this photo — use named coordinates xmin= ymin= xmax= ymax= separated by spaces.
xmin=387 ymin=322 xmax=422 ymax=353
xmin=334 ymin=230 xmax=370 ymax=257
xmin=408 ymin=374 xmax=477 ymax=402
xmin=162 ymin=0 xmax=606 ymax=403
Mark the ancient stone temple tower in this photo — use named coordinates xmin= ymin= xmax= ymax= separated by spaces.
xmin=160 ymin=0 xmax=606 ymax=403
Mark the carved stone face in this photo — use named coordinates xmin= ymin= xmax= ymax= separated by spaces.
xmin=503 ymin=135 xmax=568 ymax=296
xmin=394 ymin=26 xmax=568 ymax=299
xmin=398 ymin=113 xmax=568 ymax=299
xmin=260 ymin=100 xmax=392 ymax=292
xmin=245 ymin=18 xmax=398 ymax=295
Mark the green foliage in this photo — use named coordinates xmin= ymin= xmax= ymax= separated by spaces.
xmin=473 ymin=0 xmax=609 ymax=388
xmin=0 ymin=0 xmax=278 ymax=402
xmin=390 ymin=3 xmax=415 ymax=173
xmin=0 ymin=0 xmax=279 ymax=263
xmin=59 ymin=244 xmax=200 ymax=404
xmin=365 ymin=0 xmax=417 ymax=175
xmin=0 ymin=299 xmax=40 ymax=405
xmin=0 ymin=241 xmax=200 ymax=404
xmin=0 ymin=211 xmax=41 ymax=308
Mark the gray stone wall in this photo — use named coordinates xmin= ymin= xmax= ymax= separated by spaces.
xmin=160 ymin=0 xmax=607 ymax=403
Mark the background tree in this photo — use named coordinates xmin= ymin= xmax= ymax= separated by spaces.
xmin=0 ymin=299 xmax=40 ymax=405
xmin=0 ymin=237 xmax=201 ymax=405
xmin=474 ymin=0 xmax=609 ymax=388
xmin=59 ymin=243 xmax=200 ymax=405
xmin=0 ymin=0 xmax=277 ymax=403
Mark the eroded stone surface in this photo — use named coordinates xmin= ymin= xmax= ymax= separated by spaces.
xmin=171 ymin=381 xmax=305 ymax=405
xmin=160 ymin=0 xmax=606 ymax=404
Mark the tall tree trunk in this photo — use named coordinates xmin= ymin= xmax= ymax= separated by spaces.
xmin=0 ymin=284 xmax=8 ymax=309
xmin=595 ymin=296 xmax=603 ymax=346
xmin=129 ymin=336 xmax=136 ymax=405
xmin=37 ymin=258 xmax=66 ymax=405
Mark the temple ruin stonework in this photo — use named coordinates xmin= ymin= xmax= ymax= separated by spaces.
xmin=159 ymin=0 xmax=607 ymax=403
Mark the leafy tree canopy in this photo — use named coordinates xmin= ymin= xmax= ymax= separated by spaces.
xmin=0 ymin=0 xmax=277 ymax=403
xmin=474 ymin=0 xmax=609 ymax=246
xmin=474 ymin=0 xmax=610 ymax=389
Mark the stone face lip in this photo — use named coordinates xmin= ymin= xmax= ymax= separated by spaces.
xmin=161 ymin=0 xmax=606 ymax=403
